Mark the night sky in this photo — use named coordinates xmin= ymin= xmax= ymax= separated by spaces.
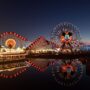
xmin=0 ymin=0 xmax=90 ymax=42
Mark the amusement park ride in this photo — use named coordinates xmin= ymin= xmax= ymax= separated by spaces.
xmin=0 ymin=22 xmax=89 ymax=86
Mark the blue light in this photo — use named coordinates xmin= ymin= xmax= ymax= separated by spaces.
xmin=65 ymin=35 xmax=70 ymax=40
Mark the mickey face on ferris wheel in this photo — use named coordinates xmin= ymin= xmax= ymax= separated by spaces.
xmin=60 ymin=31 xmax=73 ymax=43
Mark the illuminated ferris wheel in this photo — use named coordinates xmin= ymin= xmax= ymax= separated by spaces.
xmin=0 ymin=32 xmax=29 ymax=49
xmin=51 ymin=22 xmax=81 ymax=51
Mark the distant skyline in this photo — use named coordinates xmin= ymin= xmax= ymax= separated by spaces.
xmin=0 ymin=0 xmax=90 ymax=42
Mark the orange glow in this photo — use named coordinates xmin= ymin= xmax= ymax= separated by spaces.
xmin=5 ymin=39 xmax=16 ymax=48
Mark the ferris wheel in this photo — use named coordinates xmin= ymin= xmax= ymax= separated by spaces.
xmin=51 ymin=22 xmax=81 ymax=51
xmin=0 ymin=32 xmax=29 ymax=49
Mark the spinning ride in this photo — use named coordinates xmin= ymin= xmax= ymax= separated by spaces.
xmin=51 ymin=22 xmax=81 ymax=51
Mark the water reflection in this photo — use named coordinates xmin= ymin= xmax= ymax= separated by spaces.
xmin=27 ymin=58 xmax=55 ymax=71
xmin=0 ymin=58 xmax=54 ymax=78
xmin=0 ymin=62 xmax=27 ymax=78
xmin=0 ymin=58 xmax=89 ymax=87
xmin=52 ymin=59 xmax=83 ymax=86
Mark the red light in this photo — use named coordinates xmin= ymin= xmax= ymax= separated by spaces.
xmin=9 ymin=75 xmax=13 ymax=78
xmin=5 ymin=32 xmax=8 ymax=35
xmin=16 ymin=72 xmax=19 ymax=76
xmin=3 ymin=33 xmax=6 ymax=35
xmin=10 ymin=32 xmax=12 ymax=34
xmin=14 ymin=74 xmax=17 ymax=77
xmin=19 ymin=35 xmax=21 ymax=38
xmin=16 ymin=34 xmax=18 ymax=36
xmin=14 ymin=32 xmax=16 ymax=35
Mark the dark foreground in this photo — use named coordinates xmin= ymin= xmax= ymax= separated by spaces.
xmin=0 ymin=66 xmax=90 ymax=90
xmin=28 ymin=51 xmax=90 ymax=59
